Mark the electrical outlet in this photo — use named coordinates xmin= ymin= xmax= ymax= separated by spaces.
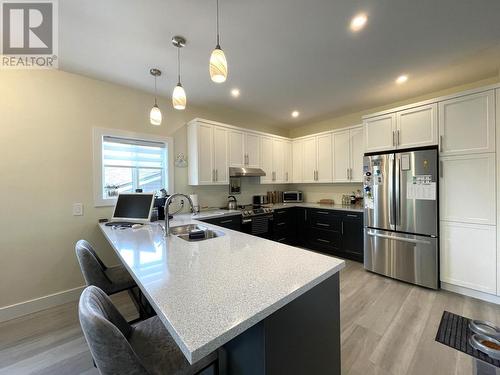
xmin=72 ymin=203 xmax=84 ymax=216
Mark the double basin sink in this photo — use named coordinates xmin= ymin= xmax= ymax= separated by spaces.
xmin=170 ymin=224 xmax=225 ymax=242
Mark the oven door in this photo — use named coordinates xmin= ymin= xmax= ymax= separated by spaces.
xmin=241 ymin=215 xmax=273 ymax=239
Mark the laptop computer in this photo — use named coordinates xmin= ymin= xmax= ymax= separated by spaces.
xmin=106 ymin=193 xmax=155 ymax=227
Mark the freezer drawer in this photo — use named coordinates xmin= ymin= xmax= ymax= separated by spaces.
xmin=364 ymin=229 xmax=438 ymax=289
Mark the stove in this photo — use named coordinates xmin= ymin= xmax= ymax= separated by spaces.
xmin=239 ymin=205 xmax=274 ymax=238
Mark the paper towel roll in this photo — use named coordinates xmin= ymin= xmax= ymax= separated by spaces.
xmin=189 ymin=194 xmax=199 ymax=212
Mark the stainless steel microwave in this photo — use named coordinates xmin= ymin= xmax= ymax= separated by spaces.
xmin=283 ymin=191 xmax=303 ymax=203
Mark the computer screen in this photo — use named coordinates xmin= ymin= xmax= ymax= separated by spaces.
xmin=112 ymin=193 xmax=155 ymax=222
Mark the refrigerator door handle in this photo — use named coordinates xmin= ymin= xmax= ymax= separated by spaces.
xmin=366 ymin=231 xmax=432 ymax=245
xmin=388 ymin=154 xmax=395 ymax=229
xmin=395 ymin=154 xmax=401 ymax=227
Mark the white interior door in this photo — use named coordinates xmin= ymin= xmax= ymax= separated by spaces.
xmin=396 ymin=104 xmax=438 ymax=149
xmin=440 ymin=221 xmax=496 ymax=294
xmin=316 ymin=134 xmax=333 ymax=183
xmin=332 ymin=130 xmax=350 ymax=182
xmin=213 ymin=127 xmax=229 ymax=184
xmin=364 ymin=113 xmax=396 ymax=153
xmin=260 ymin=137 xmax=274 ymax=184
xmin=302 ymin=137 xmax=317 ymax=183
xmin=439 ymin=153 xmax=496 ymax=225
xmin=229 ymin=130 xmax=245 ymax=167
xmin=292 ymin=140 xmax=303 ymax=183
xmin=245 ymin=133 xmax=261 ymax=168
xmin=197 ymin=124 xmax=214 ymax=184
xmin=439 ymin=90 xmax=496 ymax=156
xmin=349 ymin=127 xmax=364 ymax=182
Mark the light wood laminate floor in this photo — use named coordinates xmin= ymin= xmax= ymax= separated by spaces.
xmin=1 ymin=260 xmax=500 ymax=375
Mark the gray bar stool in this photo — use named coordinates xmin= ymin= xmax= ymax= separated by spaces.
xmin=75 ymin=239 xmax=152 ymax=320
xmin=79 ymin=286 xmax=219 ymax=375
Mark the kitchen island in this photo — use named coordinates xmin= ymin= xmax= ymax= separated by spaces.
xmin=99 ymin=212 xmax=345 ymax=375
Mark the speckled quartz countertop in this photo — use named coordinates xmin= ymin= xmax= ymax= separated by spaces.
xmin=99 ymin=214 xmax=345 ymax=364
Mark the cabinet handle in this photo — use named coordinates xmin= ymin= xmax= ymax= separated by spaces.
xmin=392 ymin=131 xmax=396 ymax=147
xmin=317 ymin=238 xmax=330 ymax=244
xmin=439 ymin=161 xmax=443 ymax=178
xmin=277 ymin=222 xmax=286 ymax=226
xmin=220 ymin=219 xmax=233 ymax=224
xmin=304 ymin=210 xmax=307 ymax=221
xmin=350 ymin=168 xmax=353 ymax=180
xmin=277 ymin=237 xmax=287 ymax=242
xmin=215 ymin=169 xmax=218 ymax=182
xmin=212 ymin=169 xmax=215 ymax=182
xmin=286 ymin=172 xmax=288 ymax=181
xmin=341 ymin=221 xmax=344 ymax=235
xmin=346 ymin=214 xmax=359 ymax=218
xmin=397 ymin=130 xmax=400 ymax=146
xmin=346 ymin=168 xmax=349 ymax=179
xmin=439 ymin=135 xmax=443 ymax=153
xmin=316 ymin=222 xmax=330 ymax=227
xmin=317 ymin=211 xmax=329 ymax=214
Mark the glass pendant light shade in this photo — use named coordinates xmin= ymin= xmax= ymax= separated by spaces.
xmin=210 ymin=46 xmax=228 ymax=83
xmin=172 ymin=83 xmax=186 ymax=110
xmin=150 ymin=104 xmax=162 ymax=126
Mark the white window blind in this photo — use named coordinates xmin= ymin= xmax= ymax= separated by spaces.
xmin=102 ymin=136 xmax=167 ymax=198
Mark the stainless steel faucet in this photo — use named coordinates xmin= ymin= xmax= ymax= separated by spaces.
xmin=164 ymin=193 xmax=194 ymax=236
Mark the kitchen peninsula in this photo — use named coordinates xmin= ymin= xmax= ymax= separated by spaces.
xmin=99 ymin=212 xmax=345 ymax=375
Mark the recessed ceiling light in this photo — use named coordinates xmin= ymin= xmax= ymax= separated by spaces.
xmin=231 ymin=88 xmax=240 ymax=97
xmin=396 ymin=74 xmax=409 ymax=84
xmin=350 ymin=13 xmax=368 ymax=32
xmin=291 ymin=110 xmax=300 ymax=118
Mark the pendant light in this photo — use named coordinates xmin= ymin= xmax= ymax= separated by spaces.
xmin=149 ymin=68 xmax=162 ymax=126
xmin=209 ymin=0 xmax=228 ymax=83
xmin=172 ymin=36 xmax=187 ymax=110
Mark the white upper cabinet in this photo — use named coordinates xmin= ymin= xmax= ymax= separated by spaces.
xmin=349 ymin=126 xmax=364 ymax=182
xmin=316 ymin=134 xmax=333 ymax=183
xmin=284 ymin=141 xmax=292 ymax=183
xmin=333 ymin=126 xmax=364 ymax=183
xmin=260 ymin=137 xmax=274 ymax=184
xmin=396 ymin=104 xmax=438 ymax=149
xmin=439 ymin=90 xmax=495 ymax=156
xmin=272 ymin=139 xmax=285 ymax=183
xmin=364 ymin=114 xmax=396 ymax=153
xmin=333 ymin=130 xmax=350 ymax=183
xmin=292 ymin=140 xmax=303 ymax=183
xmin=440 ymin=221 xmax=496 ymax=294
xmin=188 ymin=121 xmax=228 ymax=185
xmin=229 ymin=130 xmax=245 ymax=167
xmin=301 ymin=137 xmax=317 ymax=183
xmin=440 ymin=153 xmax=496 ymax=225
xmin=212 ymin=127 xmax=229 ymax=184
xmin=245 ymin=133 xmax=261 ymax=168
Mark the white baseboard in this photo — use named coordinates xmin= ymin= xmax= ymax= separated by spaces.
xmin=0 ymin=285 xmax=86 ymax=323
xmin=441 ymin=282 xmax=500 ymax=305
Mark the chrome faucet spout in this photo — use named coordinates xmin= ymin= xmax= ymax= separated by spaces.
xmin=164 ymin=194 xmax=195 ymax=236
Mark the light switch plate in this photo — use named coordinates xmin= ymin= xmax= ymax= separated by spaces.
xmin=72 ymin=203 xmax=83 ymax=216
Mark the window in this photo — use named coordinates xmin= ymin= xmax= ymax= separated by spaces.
xmin=93 ymin=128 xmax=173 ymax=206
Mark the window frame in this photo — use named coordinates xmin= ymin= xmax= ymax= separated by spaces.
xmin=93 ymin=127 xmax=174 ymax=207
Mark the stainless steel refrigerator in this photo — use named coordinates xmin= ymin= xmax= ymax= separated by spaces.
xmin=363 ymin=148 xmax=439 ymax=289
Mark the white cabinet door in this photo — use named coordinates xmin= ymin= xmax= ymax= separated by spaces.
xmin=196 ymin=123 xmax=215 ymax=185
xmin=260 ymin=137 xmax=274 ymax=184
xmin=396 ymin=104 xmax=438 ymax=149
xmin=245 ymin=133 xmax=260 ymax=168
xmin=440 ymin=153 xmax=496 ymax=225
xmin=440 ymin=221 xmax=496 ymax=294
xmin=213 ymin=127 xmax=229 ymax=184
xmin=316 ymin=134 xmax=333 ymax=183
xmin=364 ymin=114 xmax=396 ymax=153
xmin=302 ymin=137 xmax=317 ymax=183
xmin=349 ymin=126 xmax=364 ymax=183
xmin=229 ymin=130 xmax=245 ymax=167
xmin=292 ymin=140 xmax=303 ymax=183
xmin=333 ymin=130 xmax=350 ymax=183
xmin=273 ymin=139 xmax=285 ymax=183
xmin=439 ymin=90 xmax=495 ymax=156
xmin=284 ymin=141 xmax=292 ymax=183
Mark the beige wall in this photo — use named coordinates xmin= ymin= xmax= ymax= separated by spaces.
xmin=289 ymin=76 xmax=500 ymax=138
xmin=0 ymin=70 xmax=286 ymax=309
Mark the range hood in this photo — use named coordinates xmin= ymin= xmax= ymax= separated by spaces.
xmin=229 ymin=167 xmax=266 ymax=177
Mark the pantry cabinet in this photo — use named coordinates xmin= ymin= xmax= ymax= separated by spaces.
xmin=188 ymin=121 xmax=229 ymax=185
xmin=440 ymin=221 xmax=496 ymax=295
xmin=364 ymin=104 xmax=437 ymax=152
xmin=333 ymin=126 xmax=363 ymax=183
xmin=438 ymin=90 xmax=495 ymax=156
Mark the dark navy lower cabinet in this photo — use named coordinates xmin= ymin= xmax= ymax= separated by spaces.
xmin=199 ymin=215 xmax=241 ymax=231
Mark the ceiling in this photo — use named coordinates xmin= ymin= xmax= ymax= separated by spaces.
xmin=59 ymin=0 xmax=500 ymax=128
